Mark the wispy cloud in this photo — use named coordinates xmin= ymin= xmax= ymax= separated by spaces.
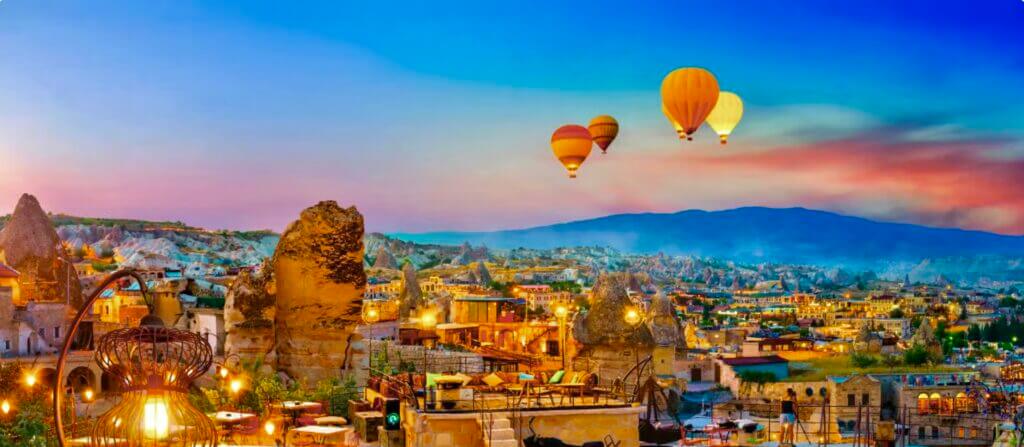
xmin=674 ymin=128 xmax=1024 ymax=234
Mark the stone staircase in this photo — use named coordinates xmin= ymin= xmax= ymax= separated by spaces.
xmin=480 ymin=414 xmax=518 ymax=447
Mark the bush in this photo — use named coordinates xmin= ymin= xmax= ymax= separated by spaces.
xmin=312 ymin=376 xmax=360 ymax=417
xmin=850 ymin=352 xmax=878 ymax=368
xmin=904 ymin=345 xmax=930 ymax=366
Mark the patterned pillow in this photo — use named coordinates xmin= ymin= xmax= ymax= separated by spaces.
xmin=483 ymin=373 xmax=505 ymax=388
xmin=549 ymin=370 xmax=565 ymax=384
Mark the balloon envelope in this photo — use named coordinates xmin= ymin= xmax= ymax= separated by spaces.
xmin=660 ymin=68 xmax=720 ymax=141
xmin=551 ymin=125 xmax=593 ymax=178
xmin=706 ymin=91 xmax=743 ymax=144
xmin=588 ymin=115 xmax=619 ymax=153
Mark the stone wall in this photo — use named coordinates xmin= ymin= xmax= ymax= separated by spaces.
xmin=403 ymin=406 xmax=642 ymax=447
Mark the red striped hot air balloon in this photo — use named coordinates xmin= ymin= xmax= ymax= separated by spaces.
xmin=551 ymin=125 xmax=593 ymax=178
xmin=588 ymin=115 xmax=619 ymax=154
xmin=660 ymin=68 xmax=720 ymax=141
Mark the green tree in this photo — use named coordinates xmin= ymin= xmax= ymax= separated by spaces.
xmin=904 ymin=345 xmax=930 ymax=366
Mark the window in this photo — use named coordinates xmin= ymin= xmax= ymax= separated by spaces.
xmin=918 ymin=393 xmax=930 ymax=415
xmin=918 ymin=427 xmax=926 ymax=439
xmin=3 ymin=340 xmax=9 ymax=351
xmin=848 ymin=394 xmax=855 ymax=406
xmin=38 ymin=328 xmax=45 ymax=338
xmin=932 ymin=427 xmax=940 ymax=438
xmin=929 ymin=393 xmax=942 ymax=414
xmin=54 ymin=327 xmax=60 ymax=339
xmin=861 ymin=393 xmax=869 ymax=405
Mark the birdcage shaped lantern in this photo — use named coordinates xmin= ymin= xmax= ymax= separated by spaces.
xmin=92 ymin=315 xmax=217 ymax=446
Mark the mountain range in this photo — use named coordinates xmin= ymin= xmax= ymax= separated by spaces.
xmin=392 ymin=207 xmax=1024 ymax=272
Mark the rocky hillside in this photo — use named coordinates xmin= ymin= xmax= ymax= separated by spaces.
xmin=1 ymin=207 xmax=278 ymax=277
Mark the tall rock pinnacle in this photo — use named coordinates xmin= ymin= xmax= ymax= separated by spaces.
xmin=0 ymin=194 xmax=82 ymax=307
xmin=398 ymin=261 xmax=422 ymax=318
xmin=272 ymin=200 xmax=366 ymax=383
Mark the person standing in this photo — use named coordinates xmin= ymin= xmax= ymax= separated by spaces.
xmin=780 ymin=388 xmax=799 ymax=445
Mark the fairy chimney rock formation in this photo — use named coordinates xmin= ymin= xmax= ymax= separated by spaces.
xmin=273 ymin=201 xmax=366 ymax=383
xmin=372 ymin=245 xmax=398 ymax=270
xmin=647 ymin=292 xmax=682 ymax=348
xmin=475 ymin=261 xmax=492 ymax=285
xmin=223 ymin=262 xmax=278 ymax=372
xmin=0 ymin=194 xmax=82 ymax=307
xmin=572 ymin=272 xmax=652 ymax=347
xmin=398 ymin=261 xmax=422 ymax=318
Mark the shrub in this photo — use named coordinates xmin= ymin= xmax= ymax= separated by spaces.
xmin=904 ymin=345 xmax=930 ymax=366
xmin=850 ymin=352 xmax=878 ymax=368
xmin=312 ymin=376 xmax=360 ymax=417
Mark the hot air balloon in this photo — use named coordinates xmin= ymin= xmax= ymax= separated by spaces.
xmin=551 ymin=125 xmax=593 ymax=178
xmin=660 ymin=68 xmax=719 ymax=141
xmin=588 ymin=115 xmax=619 ymax=154
xmin=705 ymin=91 xmax=743 ymax=144
xmin=661 ymin=102 xmax=685 ymax=140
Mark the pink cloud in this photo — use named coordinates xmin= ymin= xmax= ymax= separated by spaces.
xmin=673 ymin=132 xmax=1024 ymax=234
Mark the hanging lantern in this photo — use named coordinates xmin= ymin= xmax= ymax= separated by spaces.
xmin=91 ymin=315 xmax=217 ymax=446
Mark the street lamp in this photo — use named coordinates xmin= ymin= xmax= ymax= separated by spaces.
xmin=624 ymin=306 xmax=644 ymax=391
xmin=54 ymin=269 xmax=218 ymax=447
xmin=554 ymin=303 xmax=569 ymax=369
xmin=420 ymin=310 xmax=438 ymax=372
xmin=24 ymin=372 xmax=37 ymax=388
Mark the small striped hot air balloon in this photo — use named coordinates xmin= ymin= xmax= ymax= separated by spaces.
xmin=660 ymin=67 xmax=720 ymax=141
xmin=551 ymin=125 xmax=593 ymax=178
xmin=588 ymin=115 xmax=619 ymax=154
xmin=705 ymin=91 xmax=744 ymax=144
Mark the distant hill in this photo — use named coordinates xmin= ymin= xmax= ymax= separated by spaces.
xmin=392 ymin=207 xmax=1024 ymax=269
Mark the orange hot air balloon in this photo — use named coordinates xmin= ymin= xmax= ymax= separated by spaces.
xmin=661 ymin=102 xmax=685 ymax=140
xmin=660 ymin=68 xmax=720 ymax=141
xmin=551 ymin=125 xmax=593 ymax=178
xmin=588 ymin=115 xmax=619 ymax=154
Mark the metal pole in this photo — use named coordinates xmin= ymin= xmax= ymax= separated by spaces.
xmin=54 ymin=268 xmax=152 ymax=447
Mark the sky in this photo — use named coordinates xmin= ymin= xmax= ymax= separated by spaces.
xmin=1 ymin=1 xmax=1023 ymax=234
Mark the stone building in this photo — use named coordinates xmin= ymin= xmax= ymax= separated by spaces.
xmin=827 ymin=375 xmax=882 ymax=442
xmin=894 ymin=381 xmax=998 ymax=446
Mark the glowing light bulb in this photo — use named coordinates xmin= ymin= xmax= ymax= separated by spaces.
xmin=143 ymin=396 xmax=170 ymax=440
xmin=264 ymin=420 xmax=276 ymax=436
xmin=625 ymin=308 xmax=641 ymax=325
xmin=83 ymin=389 xmax=95 ymax=402
xmin=554 ymin=305 xmax=569 ymax=318
xmin=24 ymin=373 xmax=37 ymax=388
xmin=230 ymin=379 xmax=243 ymax=395
xmin=219 ymin=367 xmax=230 ymax=379
xmin=421 ymin=312 xmax=437 ymax=329
xmin=1 ymin=400 xmax=10 ymax=415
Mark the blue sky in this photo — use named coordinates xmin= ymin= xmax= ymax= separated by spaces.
xmin=1 ymin=1 xmax=1022 ymax=233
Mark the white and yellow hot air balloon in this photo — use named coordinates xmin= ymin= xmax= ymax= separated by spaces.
xmin=705 ymin=91 xmax=743 ymax=144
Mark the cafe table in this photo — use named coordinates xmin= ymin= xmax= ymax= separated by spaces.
xmin=288 ymin=424 xmax=351 ymax=446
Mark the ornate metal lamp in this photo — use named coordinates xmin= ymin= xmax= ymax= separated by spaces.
xmin=54 ymin=269 xmax=218 ymax=447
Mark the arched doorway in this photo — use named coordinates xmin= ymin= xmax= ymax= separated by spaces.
xmin=67 ymin=367 xmax=96 ymax=394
